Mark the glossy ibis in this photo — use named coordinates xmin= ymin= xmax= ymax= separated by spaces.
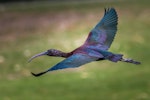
xmin=29 ymin=8 xmax=141 ymax=77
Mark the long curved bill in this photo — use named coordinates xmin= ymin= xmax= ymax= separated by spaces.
xmin=28 ymin=51 xmax=48 ymax=63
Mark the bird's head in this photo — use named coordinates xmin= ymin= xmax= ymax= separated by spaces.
xmin=28 ymin=49 xmax=67 ymax=63
xmin=47 ymin=49 xmax=63 ymax=56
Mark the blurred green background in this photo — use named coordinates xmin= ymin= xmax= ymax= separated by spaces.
xmin=0 ymin=0 xmax=150 ymax=100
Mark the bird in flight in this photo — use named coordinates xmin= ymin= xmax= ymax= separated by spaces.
xmin=29 ymin=8 xmax=141 ymax=77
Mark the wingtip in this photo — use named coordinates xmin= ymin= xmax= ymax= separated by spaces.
xmin=104 ymin=7 xmax=116 ymax=15
xmin=31 ymin=71 xmax=47 ymax=77
xmin=31 ymin=72 xmax=40 ymax=77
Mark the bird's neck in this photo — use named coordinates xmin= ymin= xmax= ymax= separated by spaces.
xmin=57 ymin=51 xmax=72 ymax=58
xmin=47 ymin=49 xmax=73 ymax=58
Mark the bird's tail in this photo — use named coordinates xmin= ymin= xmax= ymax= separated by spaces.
xmin=121 ymin=58 xmax=141 ymax=65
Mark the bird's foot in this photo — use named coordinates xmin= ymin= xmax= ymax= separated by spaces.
xmin=121 ymin=58 xmax=141 ymax=65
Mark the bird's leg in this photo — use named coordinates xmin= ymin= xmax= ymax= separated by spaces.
xmin=120 ymin=58 xmax=141 ymax=65
xmin=102 ymin=51 xmax=141 ymax=65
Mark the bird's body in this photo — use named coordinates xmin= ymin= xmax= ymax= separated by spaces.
xmin=29 ymin=8 xmax=141 ymax=77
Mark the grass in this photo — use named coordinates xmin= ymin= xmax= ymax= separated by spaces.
xmin=0 ymin=0 xmax=150 ymax=100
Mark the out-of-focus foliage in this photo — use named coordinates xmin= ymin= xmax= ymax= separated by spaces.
xmin=0 ymin=0 xmax=149 ymax=100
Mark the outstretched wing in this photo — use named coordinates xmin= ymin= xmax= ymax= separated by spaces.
xmin=84 ymin=8 xmax=118 ymax=50
xmin=31 ymin=53 xmax=101 ymax=77
xmin=49 ymin=53 xmax=98 ymax=71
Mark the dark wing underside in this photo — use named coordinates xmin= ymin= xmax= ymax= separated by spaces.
xmin=84 ymin=8 xmax=118 ymax=50
xmin=31 ymin=53 xmax=100 ymax=76
xmin=48 ymin=53 xmax=99 ymax=71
